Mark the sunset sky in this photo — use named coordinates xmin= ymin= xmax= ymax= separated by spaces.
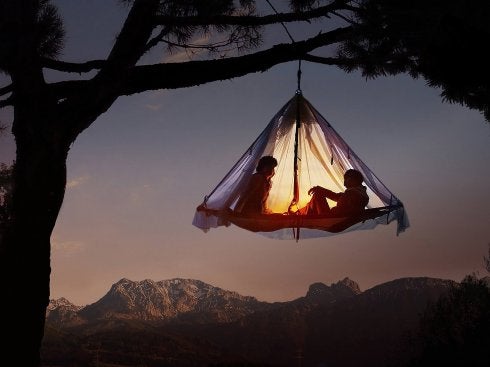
xmin=1 ymin=1 xmax=489 ymax=306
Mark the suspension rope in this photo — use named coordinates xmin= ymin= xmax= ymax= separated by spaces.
xmin=265 ymin=0 xmax=296 ymax=43
xmin=266 ymin=1 xmax=303 ymax=240
xmin=297 ymin=59 xmax=302 ymax=92
xmin=265 ymin=0 xmax=302 ymax=92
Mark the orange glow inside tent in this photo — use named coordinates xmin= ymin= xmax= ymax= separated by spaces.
xmin=192 ymin=92 xmax=408 ymax=240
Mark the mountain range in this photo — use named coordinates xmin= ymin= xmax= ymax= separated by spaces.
xmin=42 ymin=276 xmax=457 ymax=367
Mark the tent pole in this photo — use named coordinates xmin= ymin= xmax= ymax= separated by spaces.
xmin=288 ymin=91 xmax=301 ymax=213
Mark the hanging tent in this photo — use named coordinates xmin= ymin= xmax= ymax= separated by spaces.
xmin=193 ymin=92 xmax=409 ymax=240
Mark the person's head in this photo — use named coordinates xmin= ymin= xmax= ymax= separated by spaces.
xmin=344 ymin=169 xmax=364 ymax=188
xmin=256 ymin=156 xmax=278 ymax=178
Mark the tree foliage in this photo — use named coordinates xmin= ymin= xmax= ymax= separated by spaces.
xmin=1 ymin=1 xmax=490 ymax=365
xmin=2 ymin=1 xmax=490 ymax=119
xmin=0 ymin=162 xmax=13 ymax=234
xmin=340 ymin=0 xmax=490 ymax=121
xmin=485 ymin=244 xmax=490 ymax=273
xmin=0 ymin=0 xmax=64 ymax=73
xmin=410 ymin=275 xmax=490 ymax=367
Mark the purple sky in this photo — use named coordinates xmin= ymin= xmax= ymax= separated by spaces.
xmin=1 ymin=1 xmax=489 ymax=305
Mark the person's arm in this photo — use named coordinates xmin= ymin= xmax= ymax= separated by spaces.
xmin=308 ymin=186 xmax=342 ymax=201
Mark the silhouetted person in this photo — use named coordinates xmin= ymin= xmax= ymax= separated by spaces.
xmin=304 ymin=169 xmax=369 ymax=216
xmin=235 ymin=156 xmax=278 ymax=215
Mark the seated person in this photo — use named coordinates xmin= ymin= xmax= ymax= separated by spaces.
xmin=303 ymin=169 xmax=369 ymax=216
xmin=234 ymin=156 xmax=278 ymax=215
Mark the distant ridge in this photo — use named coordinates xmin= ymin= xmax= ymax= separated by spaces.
xmin=50 ymin=278 xmax=269 ymax=324
xmin=44 ymin=276 xmax=459 ymax=367
xmin=306 ymin=277 xmax=362 ymax=300
xmin=47 ymin=277 xmax=369 ymax=325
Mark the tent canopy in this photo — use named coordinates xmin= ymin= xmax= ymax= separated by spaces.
xmin=193 ymin=92 xmax=409 ymax=240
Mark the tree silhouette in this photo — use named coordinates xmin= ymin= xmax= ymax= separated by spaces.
xmin=409 ymin=275 xmax=490 ymax=367
xmin=0 ymin=162 xmax=13 ymax=236
xmin=0 ymin=1 xmax=489 ymax=365
xmin=337 ymin=0 xmax=490 ymax=121
xmin=484 ymin=244 xmax=490 ymax=273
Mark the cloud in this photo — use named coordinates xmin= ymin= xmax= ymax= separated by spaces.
xmin=143 ymin=90 xmax=171 ymax=111
xmin=52 ymin=239 xmax=85 ymax=257
xmin=67 ymin=175 xmax=90 ymax=188
xmin=129 ymin=184 xmax=154 ymax=204
xmin=163 ymin=34 xmax=212 ymax=63
xmin=164 ymin=49 xmax=195 ymax=64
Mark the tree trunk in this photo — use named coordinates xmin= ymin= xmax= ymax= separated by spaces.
xmin=0 ymin=111 xmax=69 ymax=366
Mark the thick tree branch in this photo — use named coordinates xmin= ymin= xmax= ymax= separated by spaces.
xmin=144 ymin=26 xmax=172 ymax=52
xmin=47 ymin=27 xmax=353 ymax=102
xmin=41 ymin=58 xmax=105 ymax=73
xmin=48 ymin=0 xmax=175 ymax=144
xmin=0 ymin=84 xmax=13 ymax=97
xmin=95 ymin=0 xmax=160 ymax=81
xmin=48 ymin=25 xmax=353 ymax=142
xmin=122 ymin=26 xmax=353 ymax=94
xmin=331 ymin=10 xmax=355 ymax=25
xmin=0 ymin=97 xmax=13 ymax=108
xmin=48 ymin=80 xmax=92 ymax=100
xmin=39 ymin=3 xmax=357 ymax=75
xmin=154 ymin=2 xmax=353 ymax=27
xmin=302 ymin=53 xmax=356 ymax=67
xmin=59 ymin=0 xmax=163 ymax=142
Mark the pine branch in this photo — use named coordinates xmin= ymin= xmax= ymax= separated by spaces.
xmin=159 ymin=31 xmax=256 ymax=53
xmin=144 ymin=26 xmax=172 ymax=52
xmin=121 ymin=26 xmax=353 ymax=94
xmin=41 ymin=58 xmax=105 ymax=73
xmin=331 ymin=10 xmax=355 ymax=25
xmin=302 ymin=54 xmax=356 ymax=67
xmin=46 ymin=24 xmax=352 ymax=144
xmin=0 ymin=96 xmax=13 ymax=108
xmin=46 ymin=26 xmax=352 ymax=103
xmin=0 ymin=84 xmax=13 ymax=97
xmin=95 ymin=0 xmax=160 ymax=81
xmin=48 ymin=80 xmax=91 ymax=100
xmin=154 ymin=2 xmax=351 ymax=27
xmin=41 ymin=2 xmax=358 ymax=73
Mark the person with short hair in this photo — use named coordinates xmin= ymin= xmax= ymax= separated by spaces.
xmin=304 ymin=169 xmax=369 ymax=216
xmin=235 ymin=156 xmax=278 ymax=215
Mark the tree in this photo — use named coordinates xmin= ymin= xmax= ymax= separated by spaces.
xmin=0 ymin=0 xmax=489 ymax=365
xmin=409 ymin=275 xmax=490 ymax=367
xmin=0 ymin=162 xmax=13 ymax=236
xmin=484 ymin=243 xmax=490 ymax=273
xmin=337 ymin=0 xmax=490 ymax=121
xmin=408 ymin=249 xmax=490 ymax=367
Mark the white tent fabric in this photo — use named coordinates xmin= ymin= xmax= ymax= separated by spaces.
xmin=193 ymin=93 xmax=409 ymax=240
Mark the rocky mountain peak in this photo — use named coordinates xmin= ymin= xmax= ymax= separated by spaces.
xmin=305 ymin=277 xmax=361 ymax=302
xmin=306 ymin=282 xmax=331 ymax=297
xmin=47 ymin=297 xmax=80 ymax=311
xmin=43 ymin=276 xmax=463 ymax=367
xmin=46 ymin=297 xmax=83 ymax=326
xmin=78 ymin=278 xmax=265 ymax=323
xmin=333 ymin=277 xmax=362 ymax=294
